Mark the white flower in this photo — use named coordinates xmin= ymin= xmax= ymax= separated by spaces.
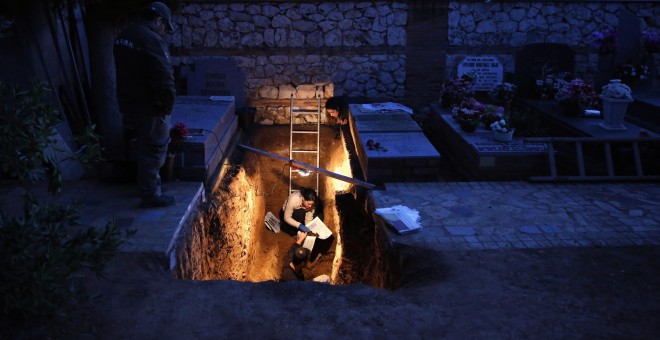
xmin=601 ymin=79 xmax=632 ymax=100
xmin=490 ymin=119 xmax=512 ymax=133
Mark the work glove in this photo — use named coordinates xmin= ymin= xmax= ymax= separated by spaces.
xmin=298 ymin=224 xmax=311 ymax=233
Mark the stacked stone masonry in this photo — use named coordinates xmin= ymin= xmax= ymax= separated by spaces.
xmin=446 ymin=1 xmax=660 ymax=79
xmin=169 ymin=1 xmax=659 ymax=123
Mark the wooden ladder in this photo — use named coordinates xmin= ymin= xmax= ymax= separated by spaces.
xmin=525 ymin=136 xmax=660 ymax=182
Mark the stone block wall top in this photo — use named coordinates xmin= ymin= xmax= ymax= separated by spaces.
xmin=171 ymin=2 xmax=408 ymax=49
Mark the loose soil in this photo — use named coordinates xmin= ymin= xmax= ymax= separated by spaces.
xmin=8 ymin=246 xmax=660 ymax=338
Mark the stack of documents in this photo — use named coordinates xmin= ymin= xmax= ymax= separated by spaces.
xmin=375 ymin=205 xmax=422 ymax=234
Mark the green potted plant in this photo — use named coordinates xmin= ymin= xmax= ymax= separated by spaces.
xmin=599 ymin=79 xmax=633 ymax=131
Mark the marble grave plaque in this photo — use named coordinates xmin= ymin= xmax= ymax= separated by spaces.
xmin=457 ymin=56 xmax=503 ymax=91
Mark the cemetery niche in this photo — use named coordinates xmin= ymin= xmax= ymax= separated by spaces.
xmin=514 ymin=43 xmax=575 ymax=98
xmin=185 ymin=59 xmax=247 ymax=109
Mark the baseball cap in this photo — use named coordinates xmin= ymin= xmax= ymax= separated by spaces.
xmin=149 ymin=2 xmax=175 ymax=33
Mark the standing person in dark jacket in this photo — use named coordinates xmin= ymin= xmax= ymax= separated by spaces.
xmin=114 ymin=2 xmax=177 ymax=208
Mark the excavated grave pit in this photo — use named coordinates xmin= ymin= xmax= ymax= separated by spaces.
xmin=175 ymin=124 xmax=397 ymax=288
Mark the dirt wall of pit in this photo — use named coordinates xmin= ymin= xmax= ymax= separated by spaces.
xmin=172 ymin=125 xmax=398 ymax=287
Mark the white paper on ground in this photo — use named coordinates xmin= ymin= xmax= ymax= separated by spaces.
xmin=265 ymin=211 xmax=280 ymax=233
xmin=375 ymin=205 xmax=422 ymax=234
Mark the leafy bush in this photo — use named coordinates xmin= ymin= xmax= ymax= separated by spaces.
xmin=0 ymin=81 xmax=124 ymax=321
xmin=0 ymin=82 xmax=102 ymax=193
xmin=0 ymin=197 xmax=121 ymax=320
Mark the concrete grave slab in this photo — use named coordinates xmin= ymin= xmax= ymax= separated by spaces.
xmin=358 ymin=132 xmax=440 ymax=160
xmin=438 ymin=115 xmax=548 ymax=155
xmin=170 ymin=96 xmax=237 ymax=184
xmin=355 ymin=131 xmax=442 ymax=183
xmin=353 ymin=114 xmax=421 ymax=133
xmin=426 ymin=103 xmax=548 ymax=180
xmin=348 ymin=103 xmax=442 ymax=183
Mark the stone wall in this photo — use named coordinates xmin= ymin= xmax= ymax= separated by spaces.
xmin=170 ymin=2 xmax=408 ymax=123
xmin=445 ymin=1 xmax=660 ymax=81
xmin=169 ymin=1 xmax=659 ymax=123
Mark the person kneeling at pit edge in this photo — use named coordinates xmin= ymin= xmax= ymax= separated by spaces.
xmin=279 ymin=187 xmax=324 ymax=237
xmin=280 ymin=231 xmax=330 ymax=283
xmin=325 ymin=96 xmax=349 ymax=139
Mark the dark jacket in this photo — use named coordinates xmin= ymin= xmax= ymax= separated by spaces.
xmin=280 ymin=243 xmax=305 ymax=281
xmin=114 ymin=19 xmax=175 ymax=117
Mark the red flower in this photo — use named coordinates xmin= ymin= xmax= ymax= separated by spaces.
xmin=170 ymin=122 xmax=189 ymax=142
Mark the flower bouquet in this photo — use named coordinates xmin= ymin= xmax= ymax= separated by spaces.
xmin=479 ymin=104 xmax=505 ymax=129
xmin=451 ymin=98 xmax=483 ymax=132
xmin=535 ymin=72 xmax=571 ymax=99
xmin=489 ymin=82 xmax=517 ymax=104
xmin=440 ymin=70 xmax=478 ymax=108
xmin=554 ymin=78 xmax=598 ymax=116
xmin=599 ymin=79 xmax=633 ymax=131
xmin=169 ymin=121 xmax=189 ymax=154
xmin=615 ymin=62 xmax=649 ymax=87
xmin=490 ymin=118 xmax=515 ymax=142
xmin=170 ymin=121 xmax=189 ymax=143
xmin=601 ymin=79 xmax=633 ymax=100
xmin=591 ymin=27 xmax=617 ymax=55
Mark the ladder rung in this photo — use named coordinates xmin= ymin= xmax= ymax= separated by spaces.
xmin=292 ymin=130 xmax=319 ymax=134
xmin=292 ymin=150 xmax=318 ymax=154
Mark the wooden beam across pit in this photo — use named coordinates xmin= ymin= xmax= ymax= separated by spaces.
xmin=239 ymin=144 xmax=377 ymax=190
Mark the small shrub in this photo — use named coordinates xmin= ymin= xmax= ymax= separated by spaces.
xmin=0 ymin=81 xmax=125 ymax=321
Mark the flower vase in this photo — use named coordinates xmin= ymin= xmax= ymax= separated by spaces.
xmin=492 ymin=130 xmax=514 ymax=142
xmin=162 ymin=153 xmax=176 ymax=183
xmin=599 ymin=96 xmax=632 ymax=131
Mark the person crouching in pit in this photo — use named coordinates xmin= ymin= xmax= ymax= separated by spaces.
xmin=280 ymin=232 xmax=331 ymax=283
xmin=279 ymin=187 xmax=323 ymax=236
xmin=280 ymin=232 xmax=311 ymax=281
